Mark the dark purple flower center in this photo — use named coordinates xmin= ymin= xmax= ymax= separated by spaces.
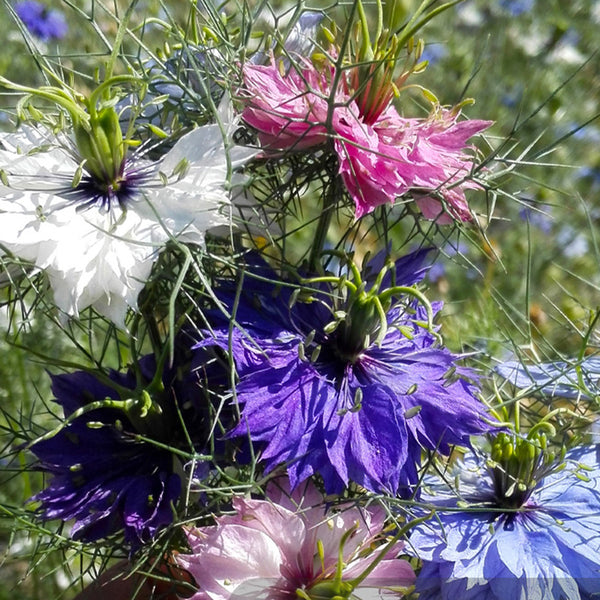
xmin=66 ymin=161 xmax=152 ymax=212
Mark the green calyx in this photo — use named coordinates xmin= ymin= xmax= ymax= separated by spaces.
xmin=73 ymin=103 xmax=124 ymax=187
xmin=301 ymin=581 xmax=354 ymax=600
xmin=349 ymin=0 xmax=462 ymax=124
xmin=295 ymin=512 xmax=431 ymax=600
xmin=296 ymin=524 xmax=358 ymax=600
xmin=0 ymin=73 xmax=139 ymax=191
xmin=304 ymin=252 xmax=437 ymax=363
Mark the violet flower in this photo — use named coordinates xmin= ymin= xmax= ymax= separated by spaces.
xmin=15 ymin=1 xmax=67 ymax=42
xmin=195 ymin=250 xmax=494 ymax=496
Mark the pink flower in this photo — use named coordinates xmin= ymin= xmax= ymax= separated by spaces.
xmin=175 ymin=479 xmax=415 ymax=600
xmin=337 ymin=106 xmax=492 ymax=221
xmin=241 ymin=60 xmax=332 ymax=151
xmin=241 ymin=58 xmax=491 ymax=223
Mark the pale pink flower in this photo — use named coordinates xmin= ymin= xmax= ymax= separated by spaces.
xmin=241 ymin=59 xmax=491 ymax=223
xmin=175 ymin=479 xmax=415 ymax=600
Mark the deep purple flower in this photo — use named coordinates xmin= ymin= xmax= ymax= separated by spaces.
xmin=29 ymin=346 xmax=223 ymax=546
xmin=411 ymin=443 xmax=600 ymax=600
xmin=15 ymin=1 xmax=68 ymax=42
xmin=196 ymin=250 xmax=494 ymax=496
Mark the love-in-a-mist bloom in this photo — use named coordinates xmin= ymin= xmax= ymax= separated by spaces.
xmin=176 ymin=477 xmax=415 ymax=600
xmin=196 ymin=250 xmax=494 ymax=496
xmin=29 ymin=346 xmax=225 ymax=547
xmin=411 ymin=438 xmax=600 ymax=600
xmin=15 ymin=1 xmax=68 ymax=42
xmin=496 ymin=356 xmax=600 ymax=400
xmin=0 ymin=84 xmax=251 ymax=325
xmin=241 ymin=56 xmax=491 ymax=222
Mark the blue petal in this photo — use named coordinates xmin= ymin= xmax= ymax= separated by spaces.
xmin=496 ymin=357 xmax=600 ymax=399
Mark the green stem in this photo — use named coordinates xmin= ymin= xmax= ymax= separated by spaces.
xmin=308 ymin=176 xmax=339 ymax=272
xmin=378 ymin=285 xmax=436 ymax=334
xmin=301 ymin=276 xmax=358 ymax=295
xmin=26 ymin=396 xmax=146 ymax=449
xmin=105 ymin=0 xmax=141 ymax=82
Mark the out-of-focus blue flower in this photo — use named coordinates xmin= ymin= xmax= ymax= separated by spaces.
xmin=283 ymin=11 xmax=324 ymax=57
xmin=496 ymin=355 xmax=600 ymax=399
xmin=250 ymin=10 xmax=324 ymax=67
xmin=500 ymin=85 xmax=523 ymax=109
xmin=15 ymin=1 xmax=67 ymax=42
xmin=570 ymin=124 xmax=600 ymax=143
xmin=118 ymin=45 xmax=226 ymax=136
xmin=427 ymin=242 xmax=469 ymax=284
xmin=29 ymin=346 xmax=225 ymax=547
xmin=195 ymin=250 xmax=494 ymax=496
xmin=420 ymin=43 xmax=447 ymax=65
xmin=411 ymin=443 xmax=600 ymax=600
xmin=577 ymin=166 xmax=600 ymax=188
xmin=518 ymin=200 xmax=553 ymax=233
xmin=498 ymin=0 xmax=534 ymax=16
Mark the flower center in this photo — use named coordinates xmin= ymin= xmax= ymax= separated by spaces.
xmin=70 ymin=104 xmax=138 ymax=211
xmin=68 ymin=161 xmax=150 ymax=212
xmin=488 ymin=432 xmax=555 ymax=510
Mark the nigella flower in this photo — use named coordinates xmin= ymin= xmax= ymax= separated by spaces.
xmin=411 ymin=438 xmax=600 ymax=600
xmin=0 ymin=85 xmax=252 ymax=324
xmin=496 ymin=355 xmax=600 ymax=400
xmin=498 ymin=0 xmax=534 ymax=16
xmin=15 ymin=1 xmax=68 ymax=42
xmin=175 ymin=477 xmax=415 ymax=600
xmin=241 ymin=57 xmax=491 ymax=222
xmin=196 ymin=250 xmax=494 ymax=496
xmin=118 ymin=44 xmax=227 ymax=137
xmin=29 ymin=347 xmax=224 ymax=547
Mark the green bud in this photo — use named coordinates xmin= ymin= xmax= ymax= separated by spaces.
xmin=73 ymin=105 xmax=124 ymax=186
xmin=502 ymin=442 xmax=514 ymax=461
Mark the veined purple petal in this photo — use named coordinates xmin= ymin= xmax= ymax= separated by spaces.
xmin=196 ymin=250 xmax=494 ymax=495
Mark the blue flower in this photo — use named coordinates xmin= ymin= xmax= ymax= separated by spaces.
xmin=426 ymin=242 xmax=469 ymax=284
xmin=496 ymin=356 xmax=600 ymax=400
xmin=518 ymin=200 xmax=553 ymax=234
xmin=15 ymin=1 xmax=67 ymax=42
xmin=411 ymin=443 xmax=600 ymax=600
xmin=498 ymin=0 xmax=534 ymax=16
xmin=196 ymin=250 xmax=494 ymax=496
xmin=29 ymin=346 xmax=225 ymax=546
xmin=420 ymin=43 xmax=447 ymax=65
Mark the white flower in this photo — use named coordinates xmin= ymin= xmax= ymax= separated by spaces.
xmin=0 ymin=118 xmax=250 ymax=325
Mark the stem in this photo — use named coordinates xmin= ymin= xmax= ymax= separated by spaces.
xmin=105 ymin=0 xmax=141 ymax=82
xmin=301 ymin=276 xmax=358 ymax=294
xmin=308 ymin=175 xmax=339 ymax=272
xmin=27 ymin=397 xmax=142 ymax=449
xmin=379 ymin=285 xmax=435 ymax=333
